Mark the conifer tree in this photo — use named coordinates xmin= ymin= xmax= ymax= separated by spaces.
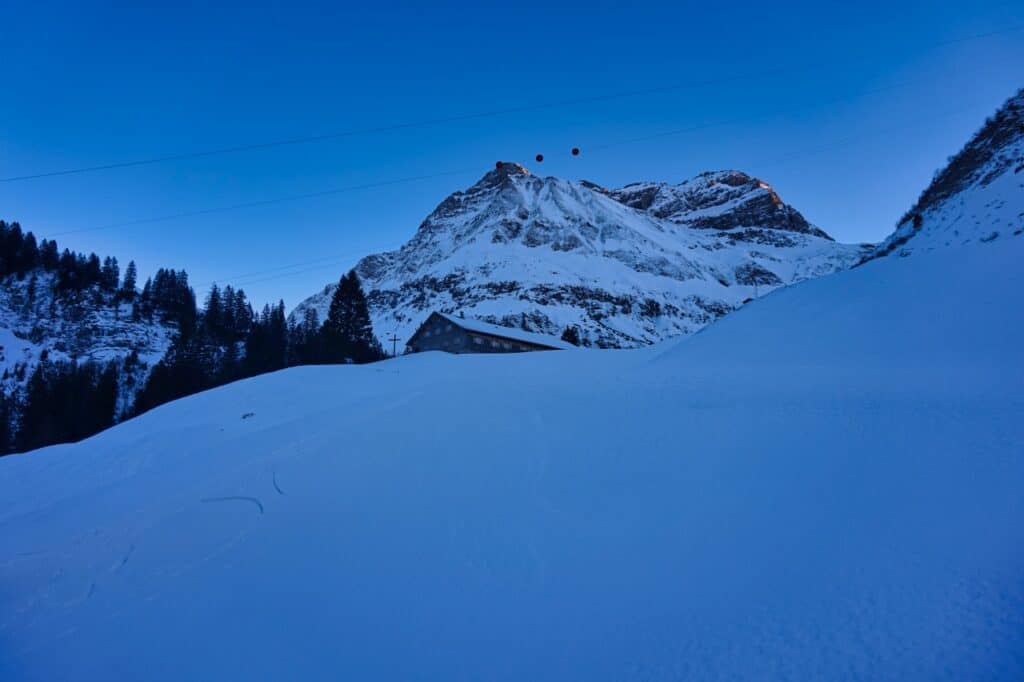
xmin=323 ymin=270 xmax=383 ymax=363
xmin=86 ymin=254 xmax=102 ymax=285
xmin=2 ymin=222 xmax=24 ymax=275
xmin=16 ymin=360 xmax=118 ymax=451
xmin=23 ymin=274 xmax=38 ymax=318
xmin=288 ymin=306 xmax=323 ymax=365
xmin=242 ymin=301 xmax=288 ymax=375
xmin=204 ymin=284 xmax=223 ymax=338
xmin=18 ymin=232 xmax=38 ymax=274
xmin=233 ymin=289 xmax=252 ymax=337
xmin=101 ymin=256 xmax=120 ymax=290
xmin=221 ymin=285 xmax=237 ymax=338
xmin=121 ymin=260 xmax=138 ymax=300
xmin=39 ymin=239 xmax=58 ymax=269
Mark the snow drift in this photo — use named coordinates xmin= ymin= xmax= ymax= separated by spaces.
xmin=2 ymin=232 xmax=1022 ymax=679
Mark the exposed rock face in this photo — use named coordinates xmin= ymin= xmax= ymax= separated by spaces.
xmin=610 ymin=170 xmax=832 ymax=239
xmin=869 ymin=88 xmax=1024 ymax=260
xmin=293 ymin=165 xmax=872 ymax=349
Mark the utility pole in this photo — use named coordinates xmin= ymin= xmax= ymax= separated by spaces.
xmin=387 ymin=333 xmax=401 ymax=357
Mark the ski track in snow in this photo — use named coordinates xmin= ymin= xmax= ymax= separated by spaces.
xmin=116 ymin=543 xmax=135 ymax=570
xmin=271 ymin=469 xmax=286 ymax=496
xmin=200 ymin=495 xmax=265 ymax=515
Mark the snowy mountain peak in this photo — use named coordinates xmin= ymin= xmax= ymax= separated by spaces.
xmin=491 ymin=161 xmax=531 ymax=178
xmin=295 ymin=166 xmax=870 ymax=349
xmin=870 ymin=87 xmax=1024 ymax=259
xmin=460 ymin=162 xmax=532 ymax=195
xmin=611 ymin=170 xmax=832 ymax=239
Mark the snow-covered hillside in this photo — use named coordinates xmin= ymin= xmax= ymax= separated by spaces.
xmin=293 ymin=165 xmax=871 ymax=348
xmin=871 ymin=87 xmax=1024 ymax=259
xmin=3 ymin=235 xmax=1021 ymax=680
xmin=0 ymin=271 xmax=175 ymax=416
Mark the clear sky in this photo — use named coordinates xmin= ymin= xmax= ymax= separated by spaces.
xmin=2 ymin=1 xmax=1022 ymax=308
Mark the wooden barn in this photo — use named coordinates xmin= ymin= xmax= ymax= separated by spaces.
xmin=406 ymin=312 xmax=573 ymax=354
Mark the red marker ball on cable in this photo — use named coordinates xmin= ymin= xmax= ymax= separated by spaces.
xmin=571 ymin=147 xmax=580 ymax=156
xmin=535 ymin=153 xmax=544 ymax=163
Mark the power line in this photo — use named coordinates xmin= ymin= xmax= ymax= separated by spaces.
xmin=172 ymin=102 xmax=978 ymax=297
xmin=0 ymin=69 xmax=791 ymax=184
xmin=48 ymin=169 xmax=475 ymax=237
xmin=203 ymin=253 xmax=362 ymax=286
xmin=181 ymin=99 xmax=990 ymax=295
xmin=210 ymin=259 xmax=363 ymax=290
xmin=194 ymin=242 xmax=404 ymax=290
xmin=3 ymin=23 xmax=1021 ymax=184
xmin=586 ymin=81 xmax=907 ymax=152
xmin=743 ymin=103 xmax=980 ymax=170
xmin=585 ymin=41 xmax=1023 ymax=155
xmin=21 ymin=27 xmax=1023 ymax=295
xmin=45 ymin=74 xmax=966 ymax=240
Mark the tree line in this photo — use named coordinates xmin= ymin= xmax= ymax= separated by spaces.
xmin=132 ymin=270 xmax=383 ymax=416
xmin=0 ymin=220 xmax=385 ymax=454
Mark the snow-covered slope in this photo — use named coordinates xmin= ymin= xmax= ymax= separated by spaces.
xmin=3 ymin=236 xmax=1022 ymax=680
xmin=871 ymin=88 xmax=1024 ymax=259
xmin=293 ymin=165 xmax=871 ymax=348
xmin=0 ymin=271 xmax=175 ymax=415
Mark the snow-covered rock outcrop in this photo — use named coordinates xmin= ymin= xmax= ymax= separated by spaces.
xmin=294 ymin=165 xmax=872 ymax=348
xmin=609 ymin=169 xmax=832 ymax=239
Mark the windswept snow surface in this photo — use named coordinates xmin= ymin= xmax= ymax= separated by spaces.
xmin=2 ymin=239 xmax=1023 ymax=680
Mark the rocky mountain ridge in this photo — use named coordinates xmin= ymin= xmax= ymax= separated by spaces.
xmin=870 ymin=87 xmax=1024 ymax=259
xmin=294 ymin=164 xmax=872 ymax=348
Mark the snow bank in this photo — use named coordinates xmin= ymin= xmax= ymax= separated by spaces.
xmin=1 ymin=239 xmax=1022 ymax=680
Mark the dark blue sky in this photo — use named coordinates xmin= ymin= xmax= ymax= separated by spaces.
xmin=3 ymin=1 xmax=1022 ymax=308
